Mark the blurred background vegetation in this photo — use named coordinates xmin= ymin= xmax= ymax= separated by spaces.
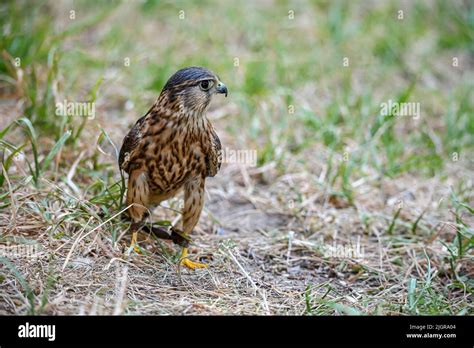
xmin=1 ymin=0 xmax=473 ymax=180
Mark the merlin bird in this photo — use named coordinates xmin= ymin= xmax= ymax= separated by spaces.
xmin=119 ymin=66 xmax=227 ymax=269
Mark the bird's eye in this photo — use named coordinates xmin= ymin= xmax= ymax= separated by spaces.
xmin=199 ymin=80 xmax=213 ymax=91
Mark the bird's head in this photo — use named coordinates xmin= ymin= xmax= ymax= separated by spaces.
xmin=160 ymin=66 xmax=228 ymax=116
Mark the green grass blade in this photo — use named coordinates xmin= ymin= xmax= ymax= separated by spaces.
xmin=41 ymin=130 xmax=71 ymax=171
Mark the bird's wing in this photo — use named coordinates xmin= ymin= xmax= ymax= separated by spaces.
xmin=206 ymin=126 xmax=222 ymax=177
xmin=118 ymin=115 xmax=147 ymax=173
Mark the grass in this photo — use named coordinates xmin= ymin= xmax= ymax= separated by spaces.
xmin=0 ymin=0 xmax=473 ymax=315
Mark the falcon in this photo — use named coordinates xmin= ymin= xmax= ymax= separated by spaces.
xmin=119 ymin=66 xmax=227 ymax=269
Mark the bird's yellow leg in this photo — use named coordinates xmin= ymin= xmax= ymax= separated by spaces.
xmin=130 ymin=231 xmax=142 ymax=254
xmin=179 ymin=247 xmax=208 ymax=269
xmin=179 ymin=177 xmax=208 ymax=270
xmin=126 ymin=171 xmax=149 ymax=255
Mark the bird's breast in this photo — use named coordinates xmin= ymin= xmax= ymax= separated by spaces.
xmin=143 ymin=128 xmax=209 ymax=194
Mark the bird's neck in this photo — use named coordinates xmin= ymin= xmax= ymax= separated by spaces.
xmin=149 ymin=94 xmax=210 ymax=133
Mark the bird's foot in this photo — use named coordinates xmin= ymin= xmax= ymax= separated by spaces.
xmin=125 ymin=243 xmax=142 ymax=255
xmin=127 ymin=231 xmax=142 ymax=255
xmin=179 ymin=247 xmax=208 ymax=270
xmin=132 ymin=243 xmax=142 ymax=254
xmin=180 ymin=257 xmax=208 ymax=270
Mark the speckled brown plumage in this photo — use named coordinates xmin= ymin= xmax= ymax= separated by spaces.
xmin=119 ymin=67 xmax=227 ymax=269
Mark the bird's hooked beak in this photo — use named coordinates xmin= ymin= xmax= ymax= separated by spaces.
xmin=216 ymin=82 xmax=228 ymax=97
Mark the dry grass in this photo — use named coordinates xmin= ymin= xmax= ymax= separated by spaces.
xmin=0 ymin=146 xmax=472 ymax=315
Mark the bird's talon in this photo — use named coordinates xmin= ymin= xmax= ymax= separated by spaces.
xmin=125 ymin=243 xmax=142 ymax=255
xmin=180 ymin=257 xmax=208 ymax=270
xmin=179 ymin=247 xmax=207 ymax=270
xmin=127 ymin=231 xmax=142 ymax=255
